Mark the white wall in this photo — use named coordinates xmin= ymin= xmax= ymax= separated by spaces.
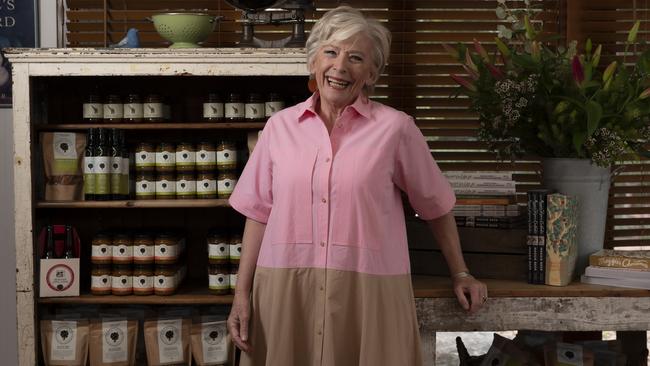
xmin=0 ymin=1 xmax=59 ymax=363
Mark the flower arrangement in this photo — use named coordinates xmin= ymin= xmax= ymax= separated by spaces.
xmin=446 ymin=0 xmax=650 ymax=167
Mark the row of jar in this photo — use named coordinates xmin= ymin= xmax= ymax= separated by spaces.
xmin=207 ymin=230 xmax=242 ymax=265
xmin=83 ymin=92 xmax=286 ymax=123
xmin=136 ymin=171 xmax=238 ymax=200
xmin=91 ymin=232 xmax=186 ymax=265
xmin=135 ymin=141 xmax=243 ymax=173
xmin=83 ymin=93 xmax=172 ymax=123
xmin=91 ymin=263 xmax=186 ymax=296
xmin=208 ymin=264 xmax=239 ymax=295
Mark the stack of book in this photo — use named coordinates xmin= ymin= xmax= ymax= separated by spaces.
xmin=580 ymin=249 xmax=650 ymax=290
xmin=445 ymin=171 xmax=524 ymax=229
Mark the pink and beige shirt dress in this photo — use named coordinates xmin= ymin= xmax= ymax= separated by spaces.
xmin=229 ymin=93 xmax=455 ymax=366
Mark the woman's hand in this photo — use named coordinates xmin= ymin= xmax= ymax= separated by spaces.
xmin=453 ymin=275 xmax=488 ymax=314
xmin=228 ymin=292 xmax=252 ymax=353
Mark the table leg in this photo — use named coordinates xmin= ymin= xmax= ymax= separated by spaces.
xmin=420 ymin=329 xmax=436 ymax=365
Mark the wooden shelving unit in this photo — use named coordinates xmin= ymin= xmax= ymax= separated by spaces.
xmin=38 ymin=286 xmax=234 ymax=305
xmin=36 ymin=122 xmax=266 ymax=130
xmin=36 ymin=199 xmax=231 ymax=209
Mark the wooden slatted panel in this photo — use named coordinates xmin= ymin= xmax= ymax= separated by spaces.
xmin=570 ymin=0 xmax=650 ymax=249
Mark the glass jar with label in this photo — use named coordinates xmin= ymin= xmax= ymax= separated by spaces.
xmin=155 ymin=142 xmax=176 ymax=172
xmin=176 ymin=172 xmax=196 ymax=200
xmin=207 ymin=230 xmax=229 ymax=264
xmin=175 ymin=142 xmax=196 ymax=172
xmin=133 ymin=264 xmax=154 ymax=295
xmin=133 ymin=233 xmax=155 ymax=264
xmin=203 ymin=93 xmax=224 ymax=122
xmin=216 ymin=140 xmax=238 ymax=171
xmin=91 ymin=264 xmax=112 ymax=295
xmin=111 ymin=264 xmax=133 ymax=296
xmin=135 ymin=142 xmax=156 ymax=172
xmin=230 ymin=264 xmax=239 ymax=294
xmin=229 ymin=233 xmax=242 ymax=264
xmin=245 ymin=93 xmax=265 ymax=122
xmin=155 ymin=233 xmax=179 ymax=264
xmin=217 ymin=170 xmax=238 ymax=198
xmin=91 ymin=233 xmax=113 ymax=264
xmin=103 ymin=94 xmax=124 ymax=123
xmin=196 ymin=172 xmax=217 ymax=199
xmin=144 ymin=94 xmax=164 ymax=122
xmin=208 ymin=264 xmax=230 ymax=295
xmin=154 ymin=264 xmax=177 ymax=295
xmin=111 ymin=233 xmax=133 ymax=265
xmin=123 ymin=94 xmax=143 ymax=123
xmin=196 ymin=142 xmax=217 ymax=172
xmin=225 ymin=93 xmax=245 ymax=121
xmin=83 ymin=93 xmax=104 ymax=122
xmin=135 ymin=171 xmax=156 ymax=200
xmin=265 ymin=93 xmax=285 ymax=117
xmin=155 ymin=172 xmax=176 ymax=200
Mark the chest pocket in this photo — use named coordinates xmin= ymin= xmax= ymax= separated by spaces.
xmin=266 ymin=146 xmax=318 ymax=244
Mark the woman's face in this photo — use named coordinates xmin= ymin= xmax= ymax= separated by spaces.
xmin=310 ymin=34 xmax=376 ymax=109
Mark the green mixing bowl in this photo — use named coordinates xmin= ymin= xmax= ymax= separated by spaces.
xmin=152 ymin=13 xmax=219 ymax=48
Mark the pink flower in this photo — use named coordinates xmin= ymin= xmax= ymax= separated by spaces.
xmin=572 ymin=55 xmax=584 ymax=85
xmin=486 ymin=64 xmax=504 ymax=79
xmin=450 ymin=74 xmax=477 ymax=92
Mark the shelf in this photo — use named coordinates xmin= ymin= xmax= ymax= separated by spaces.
xmin=35 ymin=122 xmax=266 ymax=131
xmin=36 ymin=199 xmax=231 ymax=208
xmin=38 ymin=287 xmax=234 ymax=305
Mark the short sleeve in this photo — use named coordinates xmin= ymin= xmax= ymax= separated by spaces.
xmin=393 ymin=118 xmax=456 ymax=220
xmin=229 ymin=127 xmax=273 ymax=223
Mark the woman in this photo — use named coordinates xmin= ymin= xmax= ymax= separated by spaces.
xmin=228 ymin=5 xmax=487 ymax=365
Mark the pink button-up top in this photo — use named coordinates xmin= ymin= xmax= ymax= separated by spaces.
xmin=229 ymin=93 xmax=455 ymax=276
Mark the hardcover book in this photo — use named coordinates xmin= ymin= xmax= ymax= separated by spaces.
xmin=588 ymin=249 xmax=650 ymax=271
xmin=545 ymin=193 xmax=578 ymax=286
xmin=584 ymin=265 xmax=650 ymax=280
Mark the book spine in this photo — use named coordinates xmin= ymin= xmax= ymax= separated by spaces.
xmin=456 ymin=220 xmax=522 ymax=229
xmin=526 ymin=191 xmax=536 ymax=284
xmin=589 ymin=256 xmax=650 ymax=270
xmin=452 ymin=187 xmax=516 ymax=196
xmin=538 ymin=191 xmax=548 ymax=284
xmin=448 ymin=179 xmax=516 ymax=189
xmin=455 ymin=197 xmax=515 ymax=205
xmin=444 ymin=172 xmax=513 ymax=180
xmin=454 ymin=215 xmax=523 ymax=223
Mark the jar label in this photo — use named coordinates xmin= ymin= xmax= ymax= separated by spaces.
xmin=136 ymin=179 xmax=155 ymax=197
xmin=155 ymin=275 xmax=177 ymax=290
xmin=229 ymin=243 xmax=242 ymax=260
xmin=156 ymin=319 xmax=183 ymax=363
xmin=134 ymin=244 xmax=154 ymax=260
xmin=112 ymin=244 xmax=133 ymax=259
xmin=95 ymin=156 xmax=111 ymax=195
xmin=203 ymin=103 xmax=224 ymax=118
xmin=83 ymin=103 xmax=103 ymax=119
xmin=91 ymin=244 xmax=112 ymax=260
xmin=209 ymin=273 xmax=229 ymax=290
xmin=104 ymin=103 xmax=124 ymax=119
xmin=156 ymin=179 xmax=175 ymax=196
xmin=217 ymin=178 xmax=237 ymax=196
xmin=155 ymin=244 xmax=178 ymax=260
xmin=176 ymin=150 xmax=196 ymax=165
xmin=201 ymin=321 xmax=228 ymax=363
xmin=196 ymin=179 xmax=217 ymax=194
xmin=101 ymin=320 xmax=128 ymax=363
xmin=50 ymin=320 xmax=78 ymax=361
xmin=53 ymin=133 xmax=77 ymax=161
xmin=216 ymin=149 xmax=237 ymax=167
xmin=245 ymin=103 xmax=265 ymax=119
xmin=156 ymin=151 xmax=176 ymax=167
xmin=265 ymin=101 xmax=285 ymax=117
xmin=176 ymin=179 xmax=196 ymax=196
xmin=135 ymin=150 xmax=155 ymax=167
xmin=143 ymin=102 xmax=164 ymax=118
xmin=111 ymin=275 xmax=132 ymax=290
xmin=208 ymin=243 xmax=229 ymax=259
xmin=229 ymin=274 xmax=237 ymax=289
xmin=133 ymin=275 xmax=153 ymax=290
xmin=196 ymin=150 xmax=216 ymax=166
xmin=91 ymin=274 xmax=111 ymax=290
xmin=110 ymin=156 xmax=122 ymax=174
xmin=225 ymin=102 xmax=245 ymax=119
xmin=123 ymin=103 xmax=143 ymax=119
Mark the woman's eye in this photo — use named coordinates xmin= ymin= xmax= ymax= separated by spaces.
xmin=324 ymin=50 xmax=336 ymax=56
xmin=350 ymin=55 xmax=363 ymax=62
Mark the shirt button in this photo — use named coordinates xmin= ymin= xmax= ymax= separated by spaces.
xmin=321 ymin=198 xmax=327 ymax=203
xmin=320 ymin=241 xmax=325 ymax=247
xmin=318 ymin=330 xmax=322 ymax=335
xmin=320 ymin=286 xmax=324 ymax=291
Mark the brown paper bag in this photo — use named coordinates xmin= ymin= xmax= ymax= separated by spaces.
xmin=41 ymin=132 xmax=86 ymax=200
xmin=89 ymin=318 xmax=138 ymax=366
xmin=40 ymin=319 xmax=89 ymax=366
xmin=144 ymin=318 xmax=191 ymax=365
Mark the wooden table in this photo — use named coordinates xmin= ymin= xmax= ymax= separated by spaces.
xmin=413 ymin=276 xmax=650 ymax=364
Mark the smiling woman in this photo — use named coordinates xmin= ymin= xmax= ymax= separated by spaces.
xmin=226 ymin=5 xmax=488 ymax=366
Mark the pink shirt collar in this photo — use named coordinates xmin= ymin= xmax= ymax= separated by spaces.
xmin=297 ymin=92 xmax=372 ymax=122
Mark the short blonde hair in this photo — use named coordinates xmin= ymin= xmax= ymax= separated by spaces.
xmin=306 ymin=5 xmax=391 ymax=94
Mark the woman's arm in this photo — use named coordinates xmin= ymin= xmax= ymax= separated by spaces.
xmin=426 ymin=212 xmax=488 ymax=314
xmin=228 ymin=218 xmax=266 ymax=352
